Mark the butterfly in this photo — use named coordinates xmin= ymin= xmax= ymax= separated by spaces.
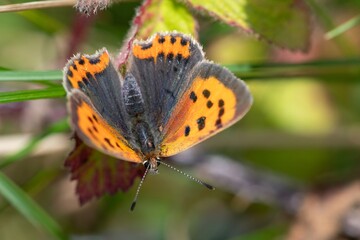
xmin=63 ymin=32 xmax=252 ymax=209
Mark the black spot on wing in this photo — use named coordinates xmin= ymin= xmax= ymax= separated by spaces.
xmin=88 ymin=116 xmax=94 ymax=123
xmin=92 ymin=114 xmax=98 ymax=123
xmin=197 ymin=116 xmax=206 ymax=131
xmin=141 ymin=43 xmax=153 ymax=50
xmin=216 ymin=99 xmax=225 ymax=129
xmin=185 ymin=126 xmax=190 ymax=137
xmin=190 ymin=91 xmax=197 ymax=103
xmin=104 ymin=138 xmax=114 ymax=148
xmin=180 ymin=38 xmax=188 ymax=46
xmin=219 ymin=99 xmax=224 ymax=107
xmin=170 ymin=36 xmax=176 ymax=44
xmin=89 ymin=58 xmax=101 ymax=64
xmin=78 ymin=59 xmax=85 ymax=65
xmin=215 ymin=119 xmax=223 ymax=128
xmin=158 ymin=37 xmax=165 ymax=43
xmin=219 ymin=108 xmax=225 ymax=117
xmin=207 ymin=100 xmax=213 ymax=108
xmin=203 ymin=89 xmax=210 ymax=98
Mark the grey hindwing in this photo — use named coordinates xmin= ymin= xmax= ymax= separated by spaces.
xmin=127 ymin=33 xmax=205 ymax=145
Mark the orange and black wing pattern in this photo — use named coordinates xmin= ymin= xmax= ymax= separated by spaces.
xmin=64 ymin=48 xmax=111 ymax=91
xmin=68 ymin=91 xmax=142 ymax=162
xmin=160 ymin=61 xmax=252 ymax=157
xmin=63 ymin=49 xmax=142 ymax=163
xmin=128 ymin=32 xmax=205 ymax=144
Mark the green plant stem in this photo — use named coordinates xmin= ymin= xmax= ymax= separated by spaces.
xmin=0 ymin=58 xmax=359 ymax=103
xmin=326 ymin=15 xmax=360 ymax=39
xmin=0 ymin=58 xmax=359 ymax=82
xmin=0 ymin=87 xmax=65 ymax=103
xmin=0 ymin=70 xmax=61 ymax=81
xmin=0 ymin=169 xmax=61 ymax=215
xmin=227 ymin=58 xmax=360 ymax=81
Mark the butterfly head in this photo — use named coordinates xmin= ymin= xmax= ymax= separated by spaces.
xmin=143 ymin=157 xmax=160 ymax=174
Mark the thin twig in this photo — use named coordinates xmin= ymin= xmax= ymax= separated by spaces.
xmin=0 ymin=0 xmax=75 ymax=13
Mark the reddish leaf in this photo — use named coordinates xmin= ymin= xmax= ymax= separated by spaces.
xmin=64 ymin=134 xmax=145 ymax=205
xmin=114 ymin=0 xmax=153 ymax=68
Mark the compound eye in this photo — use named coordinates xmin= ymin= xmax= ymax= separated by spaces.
xmin=143 ymin=160 xmax=150 ymax=169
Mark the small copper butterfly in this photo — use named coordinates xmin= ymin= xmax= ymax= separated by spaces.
xmin=63 ymin=32 xmax=252 ymax=209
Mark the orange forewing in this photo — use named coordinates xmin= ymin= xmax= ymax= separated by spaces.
xmin=66 ymin=50 xmax=110 ymax=89
xmin=160 ymin=76 xmax=247 ymax=157
xmin=71 ymin=95 xmax=142 ymax=163
xmin=132 ymin=34 xmax=191 ymax=60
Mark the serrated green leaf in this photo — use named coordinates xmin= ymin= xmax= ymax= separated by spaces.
xmin=185 ymin=0 xmax=311 ymax=51
xmin=138 ymin=0 xmax=197 ymax=38
xmin=0 ymin=172 xmax=68 ymax=240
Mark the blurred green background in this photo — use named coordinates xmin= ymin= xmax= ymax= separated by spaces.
xmin=1 ymin=0 xmax=360 ymax=239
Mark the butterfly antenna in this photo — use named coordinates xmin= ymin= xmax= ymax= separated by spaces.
xmin=156 ymin=159 xmax=215 ymax=190
xmin=130 ymin=162 xmax=150 ymax=211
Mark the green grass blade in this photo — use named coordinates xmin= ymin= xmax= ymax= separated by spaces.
xmin=0 ymin=58 xmax=359 ymax=84
xmin=0 ymin=169 xmax=62 ymax=215
xmin=0 ymin=87 xmax=65 ymax=103
xmin=0 ymin=171 xmax=68 ymax=240
xmin=305 ymin=0 xmax=355 ymax=55
xmin=326 ymin=15 xmax=360 ymax=39
xmin=0 ymin=70 xmax=62 ymax=81
xmin=227 ymin=58 xmax=360 ymax=80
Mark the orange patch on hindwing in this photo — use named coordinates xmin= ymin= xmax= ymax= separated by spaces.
xmin=132 ymin=34 xmax=191 ymax=61
xmin=76 ymin=100 xmax=142 ymax=162
xmin=66 ymin=51 xmax=110 ymax=89
xmin=160 ymin=76 xmax=238 ymax=157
